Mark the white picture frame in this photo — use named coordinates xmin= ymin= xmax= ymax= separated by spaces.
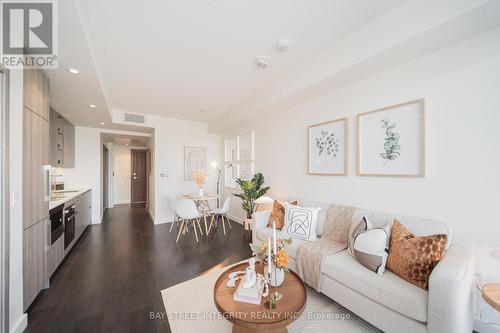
xmin=308 ymin=117 xmax=348 ymax=175
xmin=184 ymin=146 xmax=207 ymax=180
xmin=357 ymin=99 xmax=425 ymax=177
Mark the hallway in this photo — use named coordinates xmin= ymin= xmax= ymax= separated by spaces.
xmin=26 ymin=204 xmax=252 ymax=333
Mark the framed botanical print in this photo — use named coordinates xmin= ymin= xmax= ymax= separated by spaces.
xmin=357 ymin=99 xmax=425 ymax=177
xmin=308 ymin=117 xmax=348 ymax=175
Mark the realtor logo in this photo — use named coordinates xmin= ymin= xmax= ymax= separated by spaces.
xmin=1 ymin=0 xmax=58 ymax=68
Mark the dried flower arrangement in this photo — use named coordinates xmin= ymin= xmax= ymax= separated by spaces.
xmin=191 ymin=169 xmax=208 ymax=188
xmin=250 ymin=238 xmax=292 ymax=271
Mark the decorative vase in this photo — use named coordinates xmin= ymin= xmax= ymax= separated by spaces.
xmin=265 ymin=261 xmax=285 ymax=287
xmin=198 ymin=188 xmax=204 ymax=197
xmin=244 ymin=218 xmax=252 ymax=231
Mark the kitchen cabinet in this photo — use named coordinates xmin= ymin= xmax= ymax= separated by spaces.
xmin=75 ymin=190 xmax=92 ymax=240
xmin=23 ymin=107 xmax=50 ymax=229
xmin=23 ymin=68 xmax=50 ymax=310
xmin=63 ymin=118 xmax=75 ymax=167
xmin=23 ymin=218 xmax=49 ymax=311
xmin=24 ymin=69 xmax=49 ymax=120
xmin=49 ymin=108 xmax=75 ymax=168
xmin=47 ymin=235 xmax=64 ymax=277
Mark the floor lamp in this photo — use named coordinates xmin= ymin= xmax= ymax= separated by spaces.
xmin=211 ymin=161 xmax=223 ymax=208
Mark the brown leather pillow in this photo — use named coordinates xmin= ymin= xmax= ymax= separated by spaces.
xmin=267 ymin=200 xmax=297 ymax=230
xmin=387 ymin=220 xmax=447 ymax=290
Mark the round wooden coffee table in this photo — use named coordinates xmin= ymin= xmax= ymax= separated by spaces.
xmin=214 ymin=262 xmax=307 ymax=333
xmin=483 ymin=284 xmax=500 ymax=312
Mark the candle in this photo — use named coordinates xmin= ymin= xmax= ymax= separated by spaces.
xmin=267 ymin=237 xmax=272 ymax=275
xmin=273 ymin=222 xmax=277 ymax=257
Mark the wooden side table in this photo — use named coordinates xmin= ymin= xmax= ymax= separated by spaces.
xmin=483 ymin=284 xmax=500 ymax=312
xmin=214 ymin=262 xmax=307 ymax=333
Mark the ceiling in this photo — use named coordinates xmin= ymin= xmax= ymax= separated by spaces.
xmin=46 ymin=0 xmax=500 ymax=131
xmin=46 ymin=0 xmax=402 ymax=128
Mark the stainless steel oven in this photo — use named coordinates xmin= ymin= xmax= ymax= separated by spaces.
xmin=50 ymin=204 xmax=64 ymax=244
xmin=64 ymin=204 xmax=76 ymax=249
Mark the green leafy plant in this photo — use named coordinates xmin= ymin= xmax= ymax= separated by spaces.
xmin=233 ymin=173 xmax=270 ymax=219
xmin=380 ymin=118 xmax=401 ymax=166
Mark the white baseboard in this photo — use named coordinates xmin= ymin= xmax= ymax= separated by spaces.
xmin=114 ymin=200 xmax=131 ymax=205
xmin=148 ymin=209 xmax=155 ymax=223
xmin=227 ymin=213 xmax=244 ymax=225
xmin=10 ymin=313 xmax=27 ymax=333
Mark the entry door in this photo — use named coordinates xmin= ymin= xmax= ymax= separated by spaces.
xmin=131 ymin=149 xmax=147 ymax=203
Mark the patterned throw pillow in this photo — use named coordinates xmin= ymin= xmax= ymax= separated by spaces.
xmin=348 ymin=217 xmax=389 ymax=275
xmin=282 ymin=202 xmax=321 ymax=241
xmin=267 ymin=200 xmax=297 ymax=230
xmin=387 ymin=220 xmax=448 ymax=290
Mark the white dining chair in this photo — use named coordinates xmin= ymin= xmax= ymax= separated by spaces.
xmin=208 ymin=197 xmax=232 ymax=235
xmin=176 ymin=199 xmax=204 ymax=243
xmin=169 ymin=196 xmax=181 ymax=232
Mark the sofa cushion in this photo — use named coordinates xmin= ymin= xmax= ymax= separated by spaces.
xmin=322 ymin=250 xmax=428 ymax=323
xmin=387 ymin=220 xmax=448 ymax=290
xmin=267 ymin=200 xmax=297 ymax=230
xmin=282 ymin=202 xmax=321 ymax=241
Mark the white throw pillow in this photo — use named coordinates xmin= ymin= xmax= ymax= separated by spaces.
xmin=282 ymin=202 xmax=321 ymax=242
xmin=348 ymin=217 xmax=390 ymax=275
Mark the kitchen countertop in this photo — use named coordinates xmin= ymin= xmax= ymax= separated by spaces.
xmin=49 ymin=188 xmax=91 ymax=210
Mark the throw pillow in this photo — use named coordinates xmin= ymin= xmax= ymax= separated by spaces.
xmin=267 ymin=200 xmax=298 ymax=230
xmin=387 ymin=219 xmax=448 ymax=290
xmin=282 ymin=202 xmax=321 ymax=241
xmin=348 ymin=217 xmax=389 ymax=275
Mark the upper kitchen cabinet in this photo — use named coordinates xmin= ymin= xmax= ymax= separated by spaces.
xmin=49 ymin=109 xmax=75 ymax=168
xmin=63 ymin=117 xmax=75 ymax=167
xmin=24 ymin=69 xmax=49 ymax=120
xmin=23 ymin=107 xmax=50 ymax=229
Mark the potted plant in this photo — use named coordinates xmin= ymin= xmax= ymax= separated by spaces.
xmin=233 ymin=173 xmax=270 ymax=230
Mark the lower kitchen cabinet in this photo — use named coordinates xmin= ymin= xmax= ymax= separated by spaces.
xmin=23 ymin=218 xmax=49 ymax=311
xmin=48 ymin=235 xmax=64 ymax=277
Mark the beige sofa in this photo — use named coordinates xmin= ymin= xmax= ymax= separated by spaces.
xmin=252 ymin=200 xmax=476 ymax=333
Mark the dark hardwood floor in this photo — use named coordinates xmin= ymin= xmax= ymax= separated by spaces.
xmin=27 ymin=204 xmax=252 ymax=333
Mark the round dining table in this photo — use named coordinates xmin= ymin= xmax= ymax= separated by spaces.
xmin=179 ymin=193 xmax=220 ymax=235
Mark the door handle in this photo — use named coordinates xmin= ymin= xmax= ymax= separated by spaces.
xmin=44 ymin=165 xmax=51 ymax=202
xmin=132 ymin=176 xmax=138 ymax=180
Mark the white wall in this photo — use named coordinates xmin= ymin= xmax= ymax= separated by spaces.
xmin=60 ymin=127 xmax=102 ymax=224
xmin=8 ymin=70 xmax=27 ymax=333
xmin=113 ymin=145 xmax=131 ymax=204
xmin=222 ymin=27 xmax=500 ymax=248
xmin=150 ymin=116 xmax=220 ymax=224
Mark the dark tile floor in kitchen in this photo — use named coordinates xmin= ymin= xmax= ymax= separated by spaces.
xmin=26 ymin=203 xmax=252 ymax=333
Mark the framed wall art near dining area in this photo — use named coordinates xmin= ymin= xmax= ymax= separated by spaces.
xmin=308 ymin=117 xmax=348 ymax=175
xmin=357 ymin=99 xmax=425 ymax=177
xmin=184 ymin=146 xmax=207 ymax=180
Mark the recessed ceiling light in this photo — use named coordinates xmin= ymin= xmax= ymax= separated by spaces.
xmin=125 ymin=143 xmax=129 ymax=146
xmin=276 ymin=39 xmax=290 ymax=52
xmin=255 ymin=56 xmax=270 ymax=69
xmin=100 ymin=122 xmax=105 ymax=125
xmin=67 ymin=68 xmax=80 ymax=74
xmin=89 ymin=104 xmax=96 ymax=109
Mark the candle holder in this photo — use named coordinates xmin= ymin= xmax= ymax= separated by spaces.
xmin=264 ymin=255 xmax=283 ymax=309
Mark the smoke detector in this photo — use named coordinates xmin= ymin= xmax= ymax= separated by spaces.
xmin=276 ymin=39 xmax=290 ymax=52
xmin=255 ymin=56 xmax=270 ymax=69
